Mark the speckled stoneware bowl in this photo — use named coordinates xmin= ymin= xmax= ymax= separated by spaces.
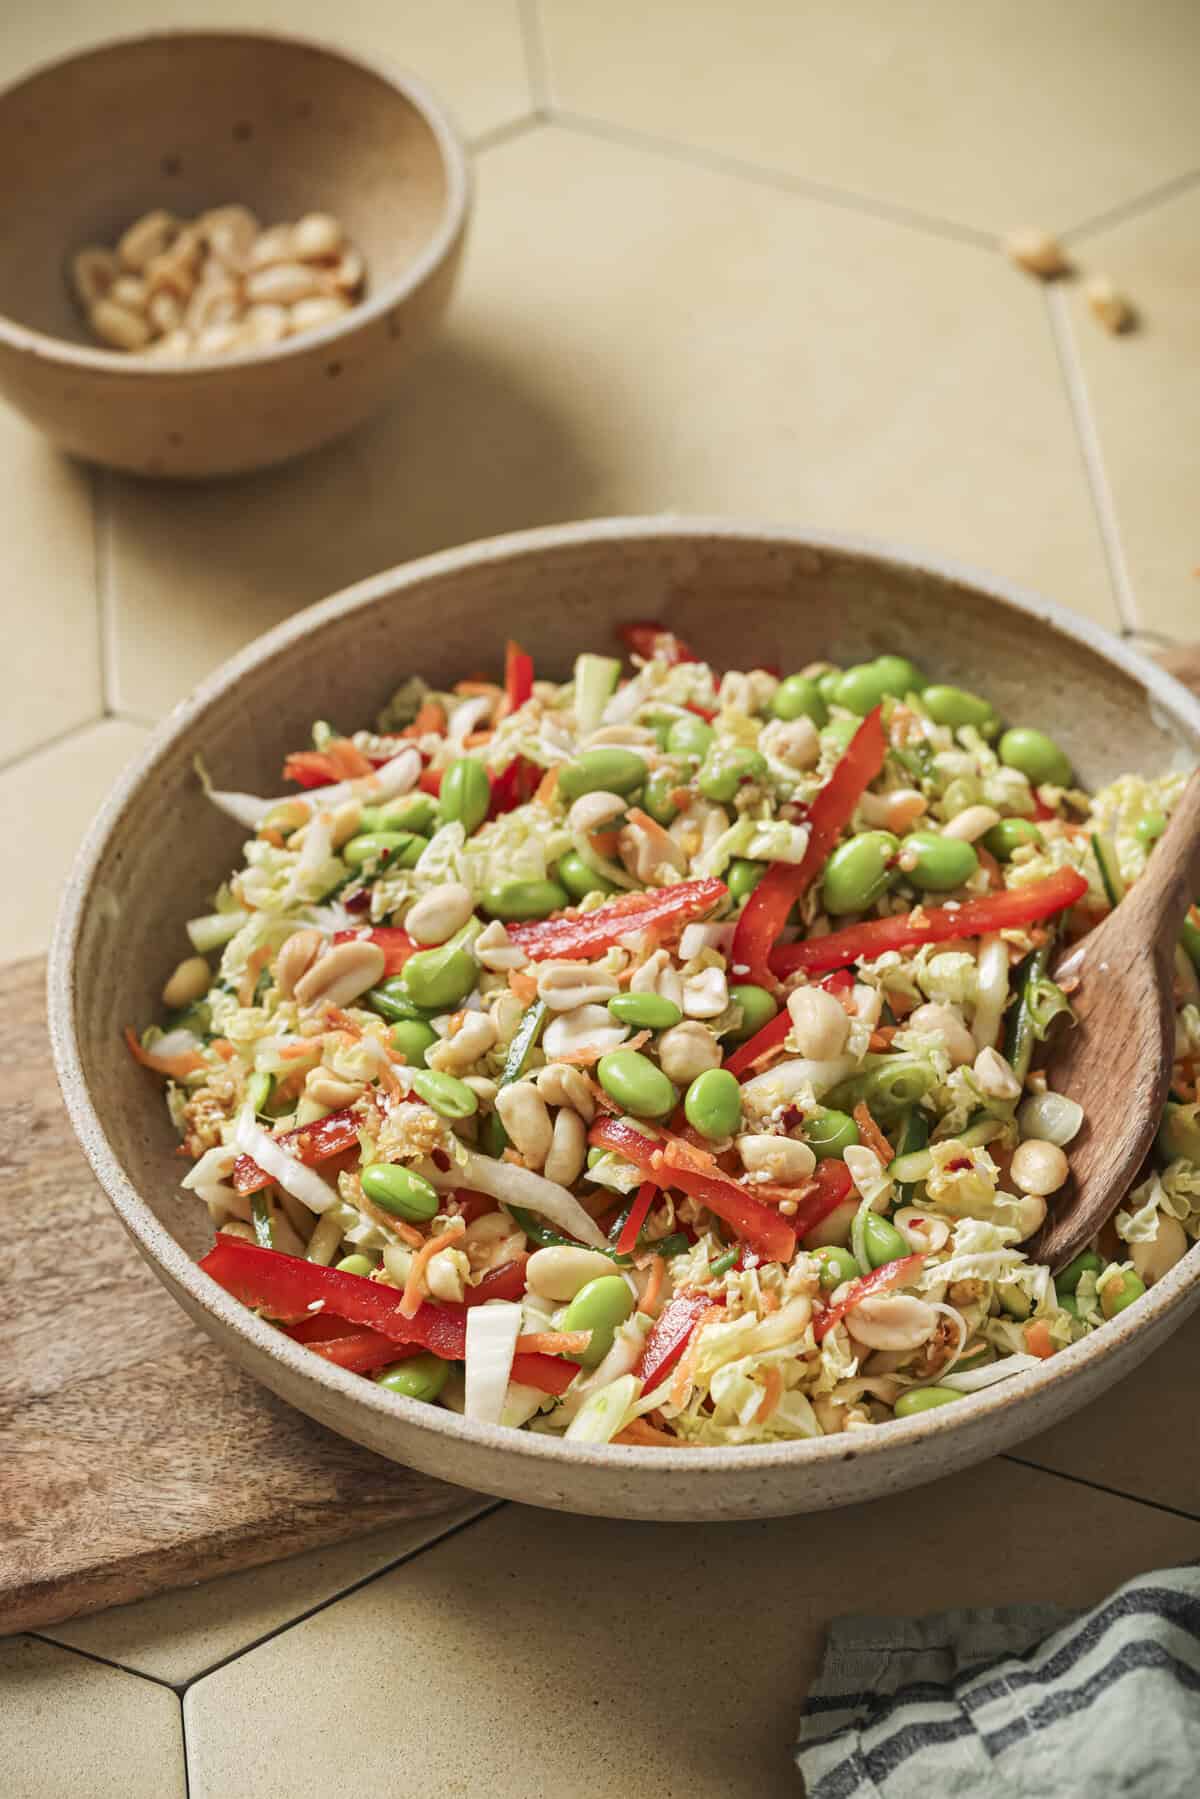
xmin=50 ymin=520 xmax=1200 ymax=1521
xmin=0 ymin=31 xmax=469 ymax=477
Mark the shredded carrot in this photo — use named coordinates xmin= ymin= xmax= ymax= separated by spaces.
xmin=454 ymin=679 xmax=501 ymax=697
xmin=534 ymin=767 xmax=559 ymax=808
xmin=887 ymin=989 xmax=918 ymax=1019
xmin=1024 ymin=1318 xmax=1056 ymax=1360
xmin=270 ymin=1068 xmax=308 ymax=1105
xmin=463 ymin=729 xmax=494 ymax=749
xmin=867 ymin=1026 xmax=898 ymax=1051
xmin=123 ymin=1025 xmax=206 ymax=1080
xmin=584 ymin=1074 xmax=622 ymax=1112
xmin=589 ymin=829 xmax=621 ymax=859
xmin=507 ymin=968 xmax=539 ymax=1005
xmin=400 ymin=1221 xmax=467 ymax=1318
xmin=238 ymin=944 xmax=272 ymax=1007
xmin=516 ymin=1331 xmax=591 ymax=1356
xmin=760 ymin=1290 xmax=780 ymax=1315
xmin=358 ymin=1194 xmax=424 ymax=1248
xmin=638 ymin=1254 xmax=666 ymax=1317
xmin=324 ymin=738 xmax=374 ymax=779
xmin=260 ymin=827 xmax=286 ymax=849
xmin=669 ymin=787 xmax=692 ymax=811
xmin=401 ymin=699 xmax=447 ymax=738
xmin=853 ymin=1102 xmax=895 ymax=1165
xmin=323 ymin=1006 xmax=363 ymax=1037
xmin=211 ymin=1038 xmax=236 ymax=1062
xmin=375 ymin=1060 xmax=407 ymax=1099
xmin=502 ymin=1147 xmax=530 ymax=1167
xmin=279 ymin=1038 xmax=320 ymax=1060
xmin=755 ymin=1364 xmax=783 ymax=1424
xmin=976 ymin=846 xmax=1003 ymax=890
xmin=614 ymin=1418 xmax=680 ymax=1448
xmin=670 ymin=1303 xmax=723 ymax=1407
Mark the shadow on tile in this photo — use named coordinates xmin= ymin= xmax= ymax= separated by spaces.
xmin=105 ymin=335 xmax=608 ymax=716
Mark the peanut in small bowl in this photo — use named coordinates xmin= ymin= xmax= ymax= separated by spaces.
xmin=0 ymin=30 xmax=470 ymax=478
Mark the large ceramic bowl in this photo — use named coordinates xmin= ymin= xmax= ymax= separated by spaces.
xmin=50 ymin=520 xmax=1200 ymax=1521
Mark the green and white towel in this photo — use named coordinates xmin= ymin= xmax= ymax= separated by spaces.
xmin=795 ymin=1565 xmax=1200 ymax=1797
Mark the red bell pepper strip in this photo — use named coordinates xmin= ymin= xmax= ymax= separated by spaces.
xmin=812 ymin=1253 xmax=925 ymax=1341
xmin=615 ymin=1179 xmax=659 ymax=1257
xmin=790 ymin=1158 xmax=855 ymax=1240
xmin=199 ymin=1241 xmax=580 ymax=1393
xmin=332 ymin=925 xmax=417 ymax=976
xmin=730 ymin=708 xmax=887 ymax=991
xmin=418 ymin=767 xmax=443 ymax=796
xmin=487 ymin=755 xmax=542 ymax=819
xmin=724 ymin=968 xmax=855 ymax=1079
xmin=504 ymin=639 xmax=535 ymax=712
xmin=589 ymin=1118 xmax=796 ymax=1263
xmin=769 ymin=866 xmax=1089 ymax=979
xmin=635 ymin=1293 xmax=713 ymax=1388
xmin=507 ymin=877 xmax=728 ymax=963
xmin=287 ymin=1316 xmax=418 ymax=1374
xmin=617 ymin=621 xmax=699 ymax=665
xmin=232 ymin=1105 xmax=361 ymax=1196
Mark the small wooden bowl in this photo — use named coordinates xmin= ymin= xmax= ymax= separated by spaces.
xmin=49 ymin=520 xmax=1200 ymax=1522
xmin=0 ymin=31 xmax=470 ymax=477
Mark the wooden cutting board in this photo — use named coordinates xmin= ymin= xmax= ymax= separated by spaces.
xmin=0 ymin=957 xmax=469 ymax=1635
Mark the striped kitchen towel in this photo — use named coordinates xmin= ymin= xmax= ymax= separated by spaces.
xmin=795 ymin=1565 xmax=1200 ymax=1797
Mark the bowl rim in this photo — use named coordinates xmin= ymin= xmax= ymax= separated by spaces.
xmin=49 ymin=515 xmax=1200 ymax=1481
xmin=0 ymin=26 xmax=471 ymax=377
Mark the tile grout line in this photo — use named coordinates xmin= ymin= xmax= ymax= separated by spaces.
xmin=1063 ymin=164 xmax=1200 ymax=246
xmin=0 ymin=713 xmax=106 ymax=778
xmin=181 ymin=1690 xmax=192 ymax=1799
xmin=550 ymin=107 xmax=1000 ymax=253
xmin=1043 ymin=283 xmax=1140 ymax=631
xmin=178 ymin=1500 xmax=508 ymax=1692
xmin=468 ymin=112 xmax=543 ymax=157
xmin=517 ymin=0 xmax=551 ymax=113
xmin=26 ymin=1631 xmax=180 ymax=1693
xmin=93 ymin=465 xmax=119 ymax=714
xmin=1000 ymin=1453 xmax=1200 ymax=1525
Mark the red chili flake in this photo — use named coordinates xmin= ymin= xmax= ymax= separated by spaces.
xmin=431 ymin=1149 xmax=452 ymax=1172
xmin=946 ymin=1157 xmax=971 ymax=1172
xmin=782 ymin=1106 xmax=806 ymax=1132
xmin=344 ymin=887 xmax=371 ymax=913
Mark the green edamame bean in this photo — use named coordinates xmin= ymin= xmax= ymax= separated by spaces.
xmin=999 ymin=727 xmax=1072 ymax=789
xmin=1100 ymin=1269 xmax=1146 ymax=1318
xmin=335 ymin=1254 xmax=376 ymax=1277
xmin=390 ymin=1018 xmax=438 ymax=1065
xmin=862 ymin=1212 xmax=909 ymax=1269
xmin=410 ymin=1068 xmax=478 ymax=1119
xmin=481 ymin=878 xmax=568 ymax=921
xmin=871 ymin=655 xmax=926 ymax=697
xmin=608 ymin=992 xmax=683 ymax=1030
xmin=812 ymin=1245 xmax=860 ymax=1290
xmin=374 ymin=1353 xmax=449 ymax=1402
xmin=806 ymin=1108 xmax=860 ymax=1160
xmin=360 ymin=1162 xmax=440 ymax=1221
xmin=817 ymin=670 xmax=844 ymax=705
xmin=822 ymin=716 xmax=860 ymax=753
xmin=666 ymin=715 xmax=715 ymax=759
xmin=922 ymin=685 xmax=996 ymax=732
xmin=684 ymin=1067 xmax=742 ymax=1140
xmin=772 ymin=674 xmax=828 ymax=727
xmin=377 ymin=791 xmax=439 ymax=834
xmin=596 ymin=1049 xmax=678 ymax=1120
xmin=1135 ymin=811 xmax=1167 ymax=847
xmin=726 ymin=859 xmax=766 ymax=903
xmin=402 ymin=944 xmax=477 ymax=1010
xmin=893 ymin=1386 xmax=961 ymax=1417
xmin=982 ymin=817 xmax=1044 ymax=862
xmin=834 ymin=662 xmax=892 ymax=716
xmin=557 ymin=849 xmax=618 ymax=901
xmin=697 ymin=747 xmax=767 ymax=803
xmin=562 ymin=1275 xmax=636 ymax=1367
xmin=343 ymin=831 xmax=425 ymax=870
xmin=998 ymin=1282 xmax=1032 ymax=1320
xmin=438 ymin=757 xmax=491 ymax=835
xmin=900 ymin=829 xmax=979 ymax=892
xmin=726 ymin=983 xmax=778 ymax=1040
xmin=366 ymin=978 xmax=436 ymax=1025
xmin=1056 ymin=1248 xmax=1102 ymax=1295
xmin=643 ymin=713 xmax=675 ymax=750
xmin=823 ymin=830 xmax=899 ymax=914
xmin=558 ymin=747 xmax=647 ymax=803
xmin=642 ymin=767 xmax=681 ymax=825
xmin=1059 ymin=1295 xmax=1081 ymax=1320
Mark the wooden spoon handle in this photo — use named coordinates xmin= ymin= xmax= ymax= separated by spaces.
xmin=1117 ymin=766 xmax=1200 ymax=942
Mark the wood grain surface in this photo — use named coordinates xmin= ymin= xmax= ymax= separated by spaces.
xmin=0 ymin=958 xmax=468 ymax=1635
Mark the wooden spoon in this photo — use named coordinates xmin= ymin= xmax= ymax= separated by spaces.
xmin=1028 ymin=767 xmax=1200 ymax=1270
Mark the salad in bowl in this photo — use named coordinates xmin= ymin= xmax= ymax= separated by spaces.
xmin=128 ymin=623 xmax=1200 ymax=1449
